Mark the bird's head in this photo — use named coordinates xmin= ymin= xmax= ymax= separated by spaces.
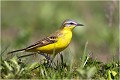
xmin=61 ymin=19 xmax=84 ymax=30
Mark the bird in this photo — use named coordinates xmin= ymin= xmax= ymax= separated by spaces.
xmin=8 ymin=19 xmax=84 ymax=60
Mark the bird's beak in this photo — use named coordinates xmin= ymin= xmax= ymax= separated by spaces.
xmin=76 ymin=23 xmax=84 ymax=26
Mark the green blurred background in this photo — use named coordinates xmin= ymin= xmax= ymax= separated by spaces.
xmin=1 ymin=1 xmax=119 ymax=64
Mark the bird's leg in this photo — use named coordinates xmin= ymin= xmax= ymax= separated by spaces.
xmin=37 ymin=52 xmax=52 ymax=62
xmin=37 ymin=52 xmax=53 ymax=67
xmin=58 ymin=52 xmax=67 ymax=69
xmin=59 ymin=52 xmax=64 ymax=65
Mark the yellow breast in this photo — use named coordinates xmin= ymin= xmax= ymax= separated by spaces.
xmin=36 ymin=29 xmax=72 ymax=54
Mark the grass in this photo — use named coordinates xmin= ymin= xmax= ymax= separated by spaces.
xmin=0 ymin=43 xmax=119 ymax=79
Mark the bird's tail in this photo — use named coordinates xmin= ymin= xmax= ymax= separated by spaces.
xmin=8 ymin=48 xmax=26 ymax=54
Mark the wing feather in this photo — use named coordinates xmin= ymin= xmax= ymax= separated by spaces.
xmin=25 ymin=35 xmax=58 ymax=51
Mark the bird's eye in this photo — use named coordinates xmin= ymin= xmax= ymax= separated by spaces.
xmin=69 ymin=22 xmax=74 ymax=25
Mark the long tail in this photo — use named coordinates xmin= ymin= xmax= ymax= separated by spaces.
xmin=8 ymin=48 xmax=26 ymax=54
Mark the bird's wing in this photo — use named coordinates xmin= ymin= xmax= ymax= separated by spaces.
xmin=25 ymin=34 xmax=58 ymax=51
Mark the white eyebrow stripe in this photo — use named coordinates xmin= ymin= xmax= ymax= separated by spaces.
xmin=65 ymin=21 xmax=77 ymax=24
xmin=71 ymin=22 xmax=77 ymax=24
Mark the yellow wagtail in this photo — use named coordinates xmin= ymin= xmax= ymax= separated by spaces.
xmin=8 ymin=19 xmax=84 ymax=59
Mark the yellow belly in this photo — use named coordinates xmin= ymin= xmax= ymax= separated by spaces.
xmin=36 ymin=30 xmax=72 ymax=54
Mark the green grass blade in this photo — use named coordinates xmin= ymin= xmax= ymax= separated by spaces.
xmin=81 ymin=41 xmax=88 ymax=68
